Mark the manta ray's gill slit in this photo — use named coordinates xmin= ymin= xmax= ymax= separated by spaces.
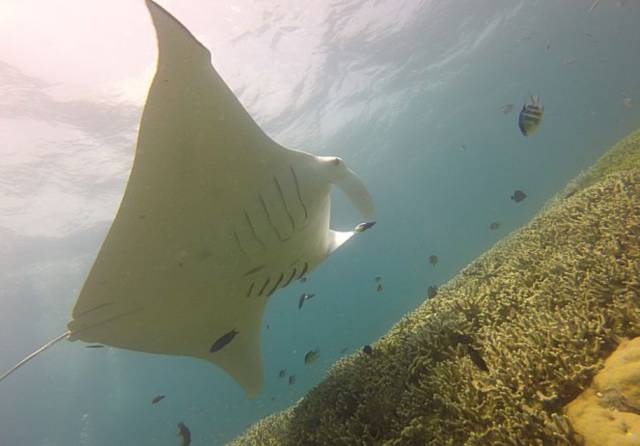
xmin=258 ymin=194 xmax=290 ymax=242
xmin=298 ymin=262 xmax=309 ymax=279
xmin=258 ymin=277 xmax=271 ymax=296
xmin=273 ymin=176 xmax=296 ymax=231
xmin=73 ymin=302 xmax=114 ymax=318
xmin=267 ymin=273 xmax=284 ymax=297
xmin=289 ymin=166 xmax=308 ymax=221
xmin=244 ymin=265 xmax=266 ymax=276
xmin=283 ymin=268 xmax=297 ymax=287
xmin=246 ymin=282 xmax=255 ymax=298
xmin=233 ymin=231 xmax=249 ymax=256
xmin=243 ymin=211 xmax=266 ymax=250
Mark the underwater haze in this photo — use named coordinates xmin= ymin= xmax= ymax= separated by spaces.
xmin=1 ymin=0 xmax=639 ymax=445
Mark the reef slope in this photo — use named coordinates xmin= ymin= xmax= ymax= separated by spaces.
xmin=228 ymin=129 xmax=640 ymax=446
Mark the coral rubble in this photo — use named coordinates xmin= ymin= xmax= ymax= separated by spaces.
xmin=228 ymin=129 xmax=640 ymax=446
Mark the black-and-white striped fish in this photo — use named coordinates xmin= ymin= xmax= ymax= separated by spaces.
xmin=518 ymin=95 xmax=544 ymax=136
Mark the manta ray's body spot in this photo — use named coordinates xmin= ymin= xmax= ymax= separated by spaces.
xmin=209 ymin=329 xmax=238 ymax=353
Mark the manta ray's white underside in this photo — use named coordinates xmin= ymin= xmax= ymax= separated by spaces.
xmin=62 ymin=0 xmax=375 ymax=397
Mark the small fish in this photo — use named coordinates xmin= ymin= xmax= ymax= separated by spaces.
xmin=459 ymin=144 xmax=467 ymax=152
xmin=466 ymin=346 xmax=489 ymax=372
xmin=427 ymin=285 xmax=438 ymax=299
xmin=177 ymin=422 xmax=191 ymax=446
xmin=428 ymin=255 xmax=438 ymax=266
xmin=545 ymin=42 xmax=551 ymax=51
xmin=278 ymin=369 xmax=286 ymax=379
xmin=489 ymin=222 xmax=500 ymax=230
xmin=518 ymin=95 xmax=544 ymax=136
xmin=209 ymin=329 xmax=238 ymax=353
xmin=299 ymin=277 xmax=307 ymax=283
xmin=500 ymin=104 xmax=514 ymax=114
xmin=298 ymin=292 xmax=315 ymax=309
xmin=511 ymin=190 xmax=527 ymax=203
xmin=563 ymin=57 xmax=576 ymax=65
xmin=354 ymin=221 xmax=376 ymax=232
xmin=304 ymin=349 xmax=319 ymax=365
xmin=340 ymin=347 xmax=349 ymax=354
xmin=266 ymin=324 xmax=270 ymax=330
xmin=376 ymin=283 xmax=383 ymax=292
xmin=288 ymin=375 xmax=296 ymax=385
xmin=374 ymin=276 xmax=382 ymax=282
xmin=623 ymin=98 xmax=633 ymax=109
xmin=151 ymin=395 xmax=165 ymax=404
xmin=588 ymin=0 xmax=600 ymax=13
xmin=362 ymin=345 xmax=373 ymax=355
xmin=85 ymin=344 xmax=104 ymax=349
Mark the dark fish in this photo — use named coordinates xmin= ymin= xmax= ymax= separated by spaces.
xmin=299 ymin=277 xmax=307 ymax=283
xmin=545 ymin=42 xmax=551 ymax=51
xmin=428 ymin=255 xmax=438 ymax=266
xmin=278 ymin=369 xmax=286 ymax=379
xmin=518 ymin=95 xmax=544 ymax=136
xmin=427 ymin=285 xmax=438 ymax=299
xmin=489 ymin=222 xmax=500 ymax=230
xmin=209 ymin=329 xmax=238 ymax=353
xmin=500 ymin=104 xmax=514 ymax=114
xmin=340 ymin=347 xmax=349 ymax=354
xmin=376 ymin=283 xmax=383 ymax=292
xmin=511 ymin=190 xmax=527 ymax=203
xmin=304 ymin=349 xmax=319 ymax=365
xmin=85 ymin=344 xmax=104 ymax=349
xmin=298 ymin=292 xmax=315 ymax=309
xmin=288 ymin=375 xmax=296 ymax=385
xmin=354 ymin=221 xmax=376 ymax=232
xmin=466 ymin=346 xmax=489 ymax=372
xmin=266 ymin=324 xmax=270 ymax=330
xmin=177 ymin=422 xmax=191 ymax=446
xmin=151 ymin=395 xmax=165 ymax=404
xmin=362 ymin=345 xmax=373 ymax=355
xmin=374 ymin=276 xmax=382 ymax=282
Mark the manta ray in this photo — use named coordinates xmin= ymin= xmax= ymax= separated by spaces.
xmin=0 ymin=0 xmax=374 ymax=397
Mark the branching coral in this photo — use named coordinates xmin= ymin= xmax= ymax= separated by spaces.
xmin=228 ymin=130 xmax=640 ymax=446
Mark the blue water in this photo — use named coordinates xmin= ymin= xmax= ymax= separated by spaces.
xmin=1 ymin=0 xmax=639 ymax=444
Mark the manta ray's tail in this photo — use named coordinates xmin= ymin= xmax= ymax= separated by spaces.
xmin=0 ymin=330 xmax=70 ymax=384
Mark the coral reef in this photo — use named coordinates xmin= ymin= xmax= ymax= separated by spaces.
xmin=565 ymin=337 xmax=640 ymax=446
xmin=228 ymin=129 xmax=640 ymax=446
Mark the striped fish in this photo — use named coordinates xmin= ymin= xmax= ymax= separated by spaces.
xmin=518 ymin=95 xmax=544 ymax=136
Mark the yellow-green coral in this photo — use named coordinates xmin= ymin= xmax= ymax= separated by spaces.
xmin=565 ymin=337 xmax=640 ymax=446
xmin=229 ymin=128 xmax=640 ymax=446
